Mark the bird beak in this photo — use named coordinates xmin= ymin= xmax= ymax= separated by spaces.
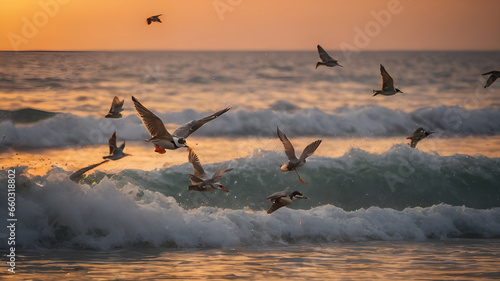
xmin=220 ymin=186 xmax=229 ymax=192
xmin=303 ymin=196 xmax=309 ymax=200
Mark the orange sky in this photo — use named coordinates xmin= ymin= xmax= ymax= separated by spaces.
xmin=1 ymin=0 xmax=499 ymax=51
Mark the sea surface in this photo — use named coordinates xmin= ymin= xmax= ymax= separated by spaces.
xmin=1 ymin=51 xmax=500 ymax=280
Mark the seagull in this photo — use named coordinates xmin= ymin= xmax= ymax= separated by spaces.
xmin=132 ymin=96 xmax=230 ymax=154
xmin=103 ymin=132 xmax=130 ymax=160
xmin=104 ymin=96 xmax=124 ymax=118
xmin=407 ymin=127 xmax=433 ymax=148
xmin=373 ymin=64 xmax=402 ymax=96
xmin=147 ymin=14 xmax=162 ymax=25
xmin=482 ymin=71 xmax=500 ymax=88
xmin=266 ymin=190 xmax=309 ymax=214
xmin=277 ymin=127 xmax=322 ymax=184
xmin=187 ymin=147 xmax=233 ymax=192
xmin=315 ymin=45 xmax=342 ymax=69
xmin=69 ymin=160 xmax=108 ymax=182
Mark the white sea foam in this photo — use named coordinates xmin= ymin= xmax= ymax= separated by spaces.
xmin=1 ymin=160 xmax=499 ymax=250
xmin=1 ymin=105 xmax=499 ymax=148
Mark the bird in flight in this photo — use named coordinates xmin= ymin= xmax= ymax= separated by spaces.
xmin=187 ymin=148 xmax=233 ymax=192
xmin=315 ymin=45 xmax=342 ymax=69
xmin=277 ymin=127 xmax=322 ymax=184
xmin=104 ymin=96 xmax=124 ymax=118
xmin=69 ymin=160 xmax=108 ymax=183
xmin=103 ymin=132 xmax=130 ymax=160
xmin=482 ymin=71 xmax=500 ymax=88
xmin=407 ymin=127 xmax=433 ymax=148
xmin=132 ymin=96 xmax=230 ymax=154
xmin=373 ymin=64 xmax=403 ymax=96
xmin=147 ymin=14 xmax=162 ymax=25
xmin=266 ymin=190 xmax=309 ymax=214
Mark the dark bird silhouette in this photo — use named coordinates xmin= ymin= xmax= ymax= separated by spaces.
xmin=147 ymin=14 xmax=162 ymax=25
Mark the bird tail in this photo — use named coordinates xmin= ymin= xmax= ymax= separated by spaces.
xmin=373 ymin=90 xmax=379 ymax=96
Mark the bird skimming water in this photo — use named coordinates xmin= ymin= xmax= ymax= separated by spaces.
xmin=407 ymin=127 xmax=433 ymax=148
xmin=187 ymin=147 xmax=233 ymax=192
xmin=266 ymin=190 xmax=309 ymax=214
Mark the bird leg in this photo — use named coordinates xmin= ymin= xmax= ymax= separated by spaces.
xmin=294 ymin=169 xmax=306 ymax=184
xmin=153 ymin=144 xmax=166 ymax=154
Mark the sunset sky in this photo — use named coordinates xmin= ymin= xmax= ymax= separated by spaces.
xmin=1 ymin=0 xmax=500 ymax=51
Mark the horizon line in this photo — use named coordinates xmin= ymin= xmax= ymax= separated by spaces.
xmin=1 ymin=49 xmax=500 ymax=52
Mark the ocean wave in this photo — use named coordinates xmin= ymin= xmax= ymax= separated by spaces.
xmin=64 ymin=146 xmax=499 ymax=211
xmin=1 ymin=105 xmax=500 ymax=147
xmin=0 ymin=165 xmax=499 ymax=250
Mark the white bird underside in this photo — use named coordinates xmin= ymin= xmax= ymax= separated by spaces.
xmin=132 ymin=96 xmax=230 ymax=153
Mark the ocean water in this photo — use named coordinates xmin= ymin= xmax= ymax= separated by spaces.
xmin=1 ymin=51 xmax=500 ymax=279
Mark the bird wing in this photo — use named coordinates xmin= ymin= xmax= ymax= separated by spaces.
xmin=132 ymin=96 xmax=173 ymax=140
xmin=69 ymin=160 xmax=109 ymax=182
xmin=277 ymin=127 xmax=297 ymax=160
xmin=267 ymin=199 xmax=288 ymax=214
xmin=188 ymin=174 xmax=205 ymax=185
xmin=173 ymin=107 xmax=230 ymax=138
xmin=408 ymin=127 xmax=424 ymax=139
xmin=155 ymin=14 xmax=162 ymax=17
xmin=266 ymin=190 xmax=290 ymax=201
xmin=317 ymin=45 xmax=333 ymax=63
xmin=108 ymin=132 xmax=117 ymax=154
xmin=212 ymin=167 xmax=233 ymax=183
xmin=118 ymin=141 xmax=126 ymax=153
xmin=414 ymin=127 xmax=424 ymax=135
xmin=187 ymin=148 xmax=205 ymax=178
xmin=410 ymin=139 xmax=419 ymax=148
xmin=482 ymin=71 xmax=495 ymax=76
xmin=485 ymin=75 xmax=498 ymax=88
xmin=298 ymin=140 xmax=322 ymax=161
xmin=109 ymin=96 xmax=123 ymax=113
xmin=380 ymin=64 xmax=394 ymax=90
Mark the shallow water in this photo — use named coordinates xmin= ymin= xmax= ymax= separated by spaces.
xmin=6 ymin=240 xmax=500 ymax=280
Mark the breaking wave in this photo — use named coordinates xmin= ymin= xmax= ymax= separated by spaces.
xmin=1 ymin=105 xmax=499 ymax=148
xmin=1 ymin=147 xmax=499 ymax=249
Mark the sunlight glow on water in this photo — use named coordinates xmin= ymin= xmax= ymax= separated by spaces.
xmin=8 ymin=240 xmax=500 ymax=280
xmin=2 ymin=136 xmax=500 ymax=176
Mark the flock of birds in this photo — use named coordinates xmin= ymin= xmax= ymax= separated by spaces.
xmin=69 ymin=38 xmax=498 ymax=214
